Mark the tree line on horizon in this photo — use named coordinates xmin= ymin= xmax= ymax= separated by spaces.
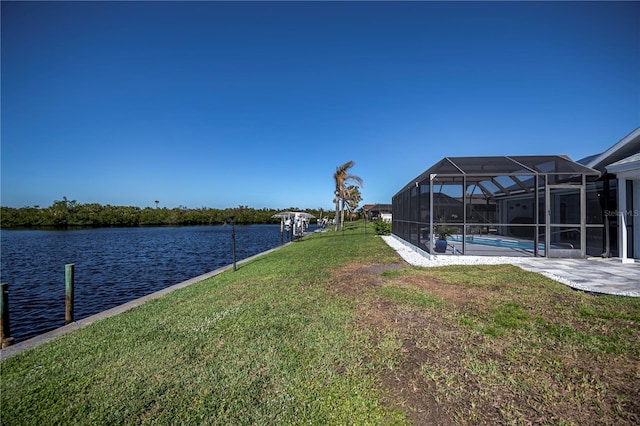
xmin=0 ymin=197 xmax=328 ymax=228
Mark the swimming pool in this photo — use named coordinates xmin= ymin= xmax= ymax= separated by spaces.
xmin=448 ymin=235 xmax=545 ymax=251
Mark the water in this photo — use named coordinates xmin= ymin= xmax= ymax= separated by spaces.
xmin=448 ymin=235 xmax=545 ymax=251
xmin=0 ymin=225 xmax=288 ymax=343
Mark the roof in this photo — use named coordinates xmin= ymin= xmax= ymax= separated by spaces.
xmin=272 ymin=211 xmax=315 ymax=219
xmin=407 ymin=155 xmax=597 ymax=184
xmin=395 ymin=155 xmax=600 ymax=199
xmin=367 ymin=204 xmax=392 ymax=211
xmin=584 ymin=126 xmax=640 ymax=172
xmin=606 ymin=152 xmax=640 ymax=174
xmin=425 ymin=155 xmax=598 ymax=176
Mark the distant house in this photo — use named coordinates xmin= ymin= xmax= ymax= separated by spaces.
xmin=391 ymin=127 xmax=639 ymax=261
xmin=362 ymin=204 xmax=376 ymax=217
xmin=366 ymin=204 xmax=392 ymax=222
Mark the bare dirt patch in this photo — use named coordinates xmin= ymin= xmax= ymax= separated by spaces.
xmin=329 ymin=263 xmax=395 ymax=296
xmin=328 ymin=262 xmax=640 ymax=425
xmin=330 ymin=263 xmax=459 ymax=424
xmin=390 ymin=273 xmax=492 ymax=307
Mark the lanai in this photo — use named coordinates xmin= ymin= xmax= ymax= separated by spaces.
xmin=392 ymin=156 xmax=601 ymax=258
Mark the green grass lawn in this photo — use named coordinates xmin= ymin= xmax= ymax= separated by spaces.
xmin=2 ymin=222 xmax=639 ymax=425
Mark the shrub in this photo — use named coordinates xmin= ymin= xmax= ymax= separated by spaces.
xmin=372 ymin=219 xmax=392 ymax=235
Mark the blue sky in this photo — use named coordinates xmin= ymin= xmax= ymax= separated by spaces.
xmin=2 ymin=1 xmax=639 ymax=210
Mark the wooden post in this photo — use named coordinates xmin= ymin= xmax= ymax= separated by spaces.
xmin=65 ymin=264 xmax=74 ymax=325
xmin=280 ymin=218 xmax=284 ymax=245
xmin=231 ymin=220 xmax=237 ymax=271
xmin=227 ymin=216 xmax=237 ymax=271
xmin=1 ymin=283 xmax=14 ymax=348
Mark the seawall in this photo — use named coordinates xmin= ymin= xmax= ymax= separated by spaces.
xmin=0 ymin=243 xmax=290 ymax=360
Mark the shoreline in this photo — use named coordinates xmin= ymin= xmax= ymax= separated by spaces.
xmin=1 ymin=243 xmax=290 ymax=360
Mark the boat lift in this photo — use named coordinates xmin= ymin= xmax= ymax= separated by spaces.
xmin=272 ymin=211 xmax=315 ymax=243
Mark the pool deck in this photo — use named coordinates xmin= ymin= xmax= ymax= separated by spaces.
xmin=389 ymin=236 xmax=639 ymax=297
xmin=516 ymin=257 xmax=640 ymax=297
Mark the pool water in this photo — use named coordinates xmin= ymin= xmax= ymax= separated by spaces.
xmin=448 ymin=235 xmax=545 ymax=251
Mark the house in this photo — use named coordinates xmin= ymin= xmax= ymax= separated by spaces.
xmin=391 ymin=127 xmax=640 ymax=261
xmin=581 ymin=127 xmax=640 ymax=262
xmin=362 ymin=204 xmax=376 ymax=219
xmin=365 ymin=204 xmax=392 ymax=222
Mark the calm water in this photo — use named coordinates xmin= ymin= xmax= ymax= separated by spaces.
xmin=0 ymin=225 xmax=288 ymax=343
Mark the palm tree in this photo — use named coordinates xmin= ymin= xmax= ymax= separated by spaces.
xmin=344 ymin=185 xmax=363 ymax=221
xmin=333 ymin=161 xmax=363 ymax=231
